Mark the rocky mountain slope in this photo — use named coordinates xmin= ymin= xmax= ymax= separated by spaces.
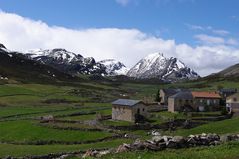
xmin=99 ymin=59 xmax=129 ymax=76
xmin=25 ymin=49 xmax=107 ymax=76
xmin=127 ymin=53 xmax=199 ymax=81
xmin=0 ymin=44 xmax=75 ymax=83
xmin=207 ymin=63 xmax=239 ymax=79
xmin=0 ymin=43 xmax=200 ymax=82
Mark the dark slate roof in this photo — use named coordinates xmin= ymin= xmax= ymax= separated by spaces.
xmin=219 ymin=88 xmax=237 ymax=93
xmin=112 ymin=99 xmax=142 ymax=107
xmin=162 ymin=89 xmax=188 ymax=96
xmin=169 ymin=91 xmax=193 ymax=100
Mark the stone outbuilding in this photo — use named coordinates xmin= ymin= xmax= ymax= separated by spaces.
xmin=159 ymin=89 xmax=182 ymax=105
xmin=112 ymin=99 xmax=148 ymax=122
xmin=226 ymin=92 xmax=239 ymax=113
xmin=168 ymin=91 xmax=193 ymax=112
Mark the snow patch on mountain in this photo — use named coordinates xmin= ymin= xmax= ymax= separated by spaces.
xmin=0 ymin=43 xmax=10 ymax=53
xmin=25 ymin=48 xmax=82 ymax=63
xmin=99 ymin=59 xmax=129 ymax=75
xmin=127 ymin=52 xmax=200 ymax=81
xmin=24 ymin=48 xmax=106 ymax=75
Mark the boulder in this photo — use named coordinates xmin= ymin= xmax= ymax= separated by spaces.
xmin=97 ymin=150 xmax=112 ymax=157
xmin=152 ymin=136 xmax=165 ymax=144
xmin=145 ymin=142 xmax=162 ymax=151
xmin=187 ymin=136 xmax=197 ymax=146
xmin=82 ymin=149 xmax=98 ymax=158
xmin=220 ymin=134 xmax=231 ymax=143
xmin=166 ymin=140 xmax=178 ymax=148
xmin=171 ymin=136 xmax=186 ymax=148
xmin=116 ymin=144 xmax=131 ymax=153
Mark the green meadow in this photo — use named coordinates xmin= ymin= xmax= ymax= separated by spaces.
xmin=0 ymin=79 xmax=239 ymax=158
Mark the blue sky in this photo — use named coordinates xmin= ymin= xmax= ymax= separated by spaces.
xmin=0 ymin=0 xmax=239 ymax=76
xmin=1 ymin=0 xmax=238 ymax=45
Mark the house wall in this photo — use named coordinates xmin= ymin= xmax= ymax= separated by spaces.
xmin=160 ymin=90 xmax=166 ymax=104
xmin=112 ymin=106 xmax=133 ymax=122
xmin=132 ymin=103 xmax=148 ymax=120
xmin=193 ymin=98 xmax=220 ymax=111
xmin=112 ymin=103 xmax=148 ymax=122
xmin=168 ymin=98 xmax=175 ymax=112
xmin=226 ymin=93 xmax=239 ymax=113
xmin=168 ymin=98 xmax=194 ymax=113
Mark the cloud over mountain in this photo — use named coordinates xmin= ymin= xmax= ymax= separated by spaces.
xmin=0 ymin=11 xmax=239 ymax=76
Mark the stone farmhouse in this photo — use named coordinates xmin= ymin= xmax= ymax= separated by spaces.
xmin=166 ymin=90 xmax=221 ymax=112
xmin=112 ymin=99 xmax=148 ymax=122
xmin=159 ymin=89 xmax=182 ymax=105
xmin=226 ymin=92 xmax=239 ymax=113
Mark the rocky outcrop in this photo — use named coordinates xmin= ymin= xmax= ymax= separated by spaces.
xmin=82 ymin=133 xmax=239 ymax=158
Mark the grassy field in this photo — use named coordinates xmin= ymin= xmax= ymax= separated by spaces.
xmin=172 ymin=116 xmax=239 ymax=136
xmin=1 ymin=79 xmax=239 ymax=158
xmin=0 ymin=139 xmax=133 ymax=158
xmin=102 ymin=141 xmax=239 ymax=159
xmin=0 ymin=120 xmax=113 ymax=144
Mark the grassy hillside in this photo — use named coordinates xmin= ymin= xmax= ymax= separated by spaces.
xmin=0 ymin=76 xmax=239 ymax=158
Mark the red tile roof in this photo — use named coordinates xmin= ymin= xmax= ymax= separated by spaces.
xmin=191 ymin=91 xmax=221 ymax=98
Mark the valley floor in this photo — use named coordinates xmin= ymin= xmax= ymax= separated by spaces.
xmin=0 ymin=80 xmax=239 ymax=158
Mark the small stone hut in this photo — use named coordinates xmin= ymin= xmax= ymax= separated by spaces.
xmin=112 ymin=99 xmax=148 ymax=122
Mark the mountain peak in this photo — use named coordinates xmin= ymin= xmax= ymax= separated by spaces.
xmin=99 ymin=59 xmax=128 ymax=76
xmin=0 ymin=43 xmax=6 ymax=49
xmin=127 ymin=52 xmax=200 ymax=81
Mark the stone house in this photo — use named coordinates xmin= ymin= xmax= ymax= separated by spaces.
xmin=168 ymin=91 xmax=193 ymax=112
xmin=160 ymin=89 xmax=182 ymax=105
xmin=191 ymin=91 xmax=221 ymax=111
xmin=112 ymin=99 xmax=148 ymax=122
xmin=168 ymin=91 xmax=221 ymax=112
xmin=226 ymin=92 xmax=239 ymax=113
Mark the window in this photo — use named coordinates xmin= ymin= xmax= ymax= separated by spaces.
xmin=143 ymin=108 xmax=145 ymax=112
xmin=214 ymin=100 xmax=217 ymax=104
xmin=233 ymin=98 xmax=237 ymax=102
xmin=137 ymin=108 xmax=140 ymax=114
xmin=207 ymin=100 xmax=210 ymax=106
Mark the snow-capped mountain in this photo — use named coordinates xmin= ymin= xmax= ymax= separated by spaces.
xmin=26 ymin=48 xmax=82 ymax=63
xmin=0 ymin=42 xmax=200 ymax=81
xmin=99 ymin=59 xmax=129 ymax=76
xmin=0 ymin=43 xmax=10 ymax=53
xmin=127 ymin=53 xmax=199 ymax=81
xmin=25 ymin=48 xmax=107 ymax=75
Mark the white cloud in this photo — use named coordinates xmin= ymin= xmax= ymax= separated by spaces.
xmin=185 ymin=24 xmax=205 ymax=31
xmin=115 ymin=0 xmax=131 ymax=6
xmin=0 ymin=11 xmax=239 ymax=77
xmin=186 ymin=23 xmax=230 ymax=37
xmin=194 ymin=34 xmax=225 ymax=45
xmin=194 ymin=34 xmax=238 ymax=46
xmin=212 ymin=29 xmax=230 ymax=36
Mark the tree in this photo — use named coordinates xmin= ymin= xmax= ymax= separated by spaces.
xmin=155 ymin=89 xmax=161 ymax=102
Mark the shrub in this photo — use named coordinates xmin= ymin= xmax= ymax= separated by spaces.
xmin=221 ymin=106 xmax=228 ymax=115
